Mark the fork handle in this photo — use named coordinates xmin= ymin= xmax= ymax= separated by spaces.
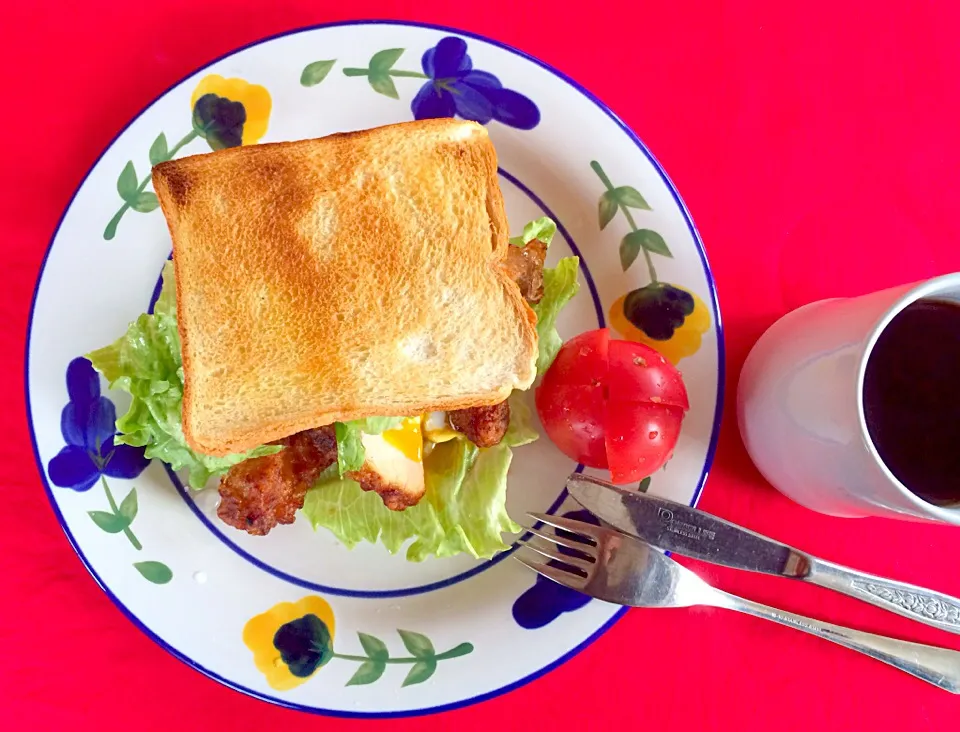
xmin=714 ymin=591 xmax=960 ymax=693
xmin=804 ymin=558 xmax=960 ymax=635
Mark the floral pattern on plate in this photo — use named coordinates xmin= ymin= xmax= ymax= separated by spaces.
xmin=244 ymin=596 xmax=474 ymax=691
xmin=511 ymin=478 xmax=651 ymax=629
xmin=47 ymin=358 xmax=170 ymax=584
xmin=592 ymin=160 xmax=711 ymax=364
xmin=104 ymin=74 xmax=271 ymax=240
xmin=511 ymin=509 xmax=599 ymax=629
xmin=305 ymin=36 xmax=540 ymax=129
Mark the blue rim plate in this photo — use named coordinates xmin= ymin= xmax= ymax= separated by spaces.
xmin=25 ymin=20 xmax=723 ymax=718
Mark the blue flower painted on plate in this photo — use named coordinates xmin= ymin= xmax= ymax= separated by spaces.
xmin=512 ymin=509 xmax=599 ymax=629
xmin=47 ymin=358 xmax=150 ymax=491
xmin=411 ymin=37 xmax=540 ymax=129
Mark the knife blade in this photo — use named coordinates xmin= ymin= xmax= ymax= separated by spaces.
xmin=566 ymin=473 xmax=811 ymax=577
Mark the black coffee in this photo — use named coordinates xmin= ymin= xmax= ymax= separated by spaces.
xmin=863 ymin=299 xmax=960 ymax=505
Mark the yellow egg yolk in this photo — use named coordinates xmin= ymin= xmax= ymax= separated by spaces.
xmin=381 ymin=418 xmax=424 ymax=462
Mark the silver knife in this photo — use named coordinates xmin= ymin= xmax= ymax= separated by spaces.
xmin=567 ymin=472 xmax=960 ymax=635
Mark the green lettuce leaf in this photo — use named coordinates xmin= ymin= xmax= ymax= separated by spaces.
xmin=153 ymin=264 xmax=177 ymax=317
xmin=86 ymin=262 xmax=281 ymax=489
xmin=350 ymin=417 xmax=406 ymax=433
xmin=333 ymin=416 xmax=408 ymax=476
xmin=301 ymin=439 xmax=520 ymax=561
xmin=334 ymin=422 xmax=365 ymax=475
xmin=509 ymin=216 xmax=557 ymax=247
xmin=504 ymin=391 xmax=539 ymax=447
xmin=531 ymin=256 xmax=581 ymax=374
xmin=507 ymin=217 xmax=581 ymax=374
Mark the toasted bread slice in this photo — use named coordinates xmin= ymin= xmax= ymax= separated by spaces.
xmin=152 ymin=119 xmax=537 ymax=457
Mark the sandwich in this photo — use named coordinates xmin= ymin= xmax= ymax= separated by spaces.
xmin=87 ymin=119 xmax=581 ymax=561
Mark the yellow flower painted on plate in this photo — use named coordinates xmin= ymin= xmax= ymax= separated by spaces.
xmin=609 ymin=283 xmax=710 ymax=365
xmin=243 ymin=595 xmax=336 ymax=691
xmin=190 ymin=74 xmax=272 ymax=149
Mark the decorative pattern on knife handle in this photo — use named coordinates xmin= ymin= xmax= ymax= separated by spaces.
xmin=852 ymin=581 xmax=960 ymax=626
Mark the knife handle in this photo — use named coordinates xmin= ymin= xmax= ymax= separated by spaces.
xmin=805 ymin=558 xmax=960 ymax=635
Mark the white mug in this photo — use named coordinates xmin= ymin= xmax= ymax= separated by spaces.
xmin=737 ymin=274 xmax=960 ymax=524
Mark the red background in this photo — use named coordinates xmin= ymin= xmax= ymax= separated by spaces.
xmin=3 ymin=1 xmax=960 ymax=729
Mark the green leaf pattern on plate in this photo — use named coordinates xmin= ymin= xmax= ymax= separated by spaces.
xmin=591 ymin=160 xmax=671 ymax=281
xmin=300 ymin=59 xmax=336 ymax=87
xmin=87 ymin=509 xmax=130 ymax=533
xmin=599 ymin=190 xmax=618 ymax=230
xmin=86 ymin=477 xmax=172 ymax=585
xmin=369 ymin=73 xmax=400 ymax=99
xmin=148 ymin=133 xmax=169 ymax=166
xmin=130 ymin=191 xmax=159 ymax=213
xmin=357 ymin=632 xmax=389 ymax=660
xmin=369 ymin=48 xmax=406 ymax=73
xmin=347 ymin=659 xmax=387 ymax=686
xmin=397 ymin=629 xmax=435 ymax=658
xmin=620 ymin=229 xmax=670 ymax=270
xmin=403 ymin=659 xmax=437 ymax=687
xmin=611 ymin=184 xmax=651 ymax=210
xmin=118 ymin=486 xmax=138 ymax=521
xmin=103 ymin=129 xmax=199 ymax=240
xmin=342 ymin=48 xmax=430 ymax=100
xmin=134 ymin=561 xmax=174 ymax=585
xmin=116 ymin=162 xmax=138 ymax=202
xmin=329 ymin=629 xmax=473 ymax=688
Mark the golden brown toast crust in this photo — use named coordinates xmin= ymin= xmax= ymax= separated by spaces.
xmin=153 ymin=119 xmax=537 ymax=457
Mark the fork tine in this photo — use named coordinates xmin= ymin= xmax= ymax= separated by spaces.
xmin=514 ymin=551 xmax=587 ymax=589
xmin=529 ymin=512 xmax=602 ymax=543
xmin=522 ymin=540 xmax=594 ymax=574
xmin=520 ymin=524 xmax=598 ymax=558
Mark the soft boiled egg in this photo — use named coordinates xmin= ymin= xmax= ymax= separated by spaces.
xmin=422 ymin=411 xmax=459 ymax=443
xmin=360 ymin=417 xmax=425 ymax=499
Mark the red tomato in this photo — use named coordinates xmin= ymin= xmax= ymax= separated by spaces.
xmin=534 ymin=384 xmax=608 ymax=469
xmin=535 ymin=329 xmax=610 ymax=468
xmin=604 ymin=401 xmax=686 ymax=483
xmin=539 ymin=328 xmax=609 ymax=388
xmin=535 ymin=328 xmax=689 ymax=483
xmin=606 ymin=340 xmax=689 ymax=410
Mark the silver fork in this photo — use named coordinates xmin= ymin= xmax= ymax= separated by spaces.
xmin=518 ymin=513 xmax=960 ymax=693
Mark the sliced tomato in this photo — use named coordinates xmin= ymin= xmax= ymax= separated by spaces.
xmin=535 ymin=328 xmax=690 ymax=483
xmin=539 ymin=328 xmax=609 ymax=388
xmin=604 ymin=401 xmax=686 ymax=483
xmin=534 ymin=383 xmax=607 ymax=468
xmin=606 ymin=340 xmax=689 ymax=409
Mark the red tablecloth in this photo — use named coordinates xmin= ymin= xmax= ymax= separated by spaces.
xmin=4 ymin=2 xmax=960 ymax=729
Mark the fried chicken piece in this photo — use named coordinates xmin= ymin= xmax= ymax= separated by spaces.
xmin=347 ymin=465 xmax=423 ymax=511
xmin=449 ymin=400 xmax=510 ymax=448
xmin=502 ymin=240 xmax=547 ymax=304
xmin=217 ymin=426 xmax=337 ymax=535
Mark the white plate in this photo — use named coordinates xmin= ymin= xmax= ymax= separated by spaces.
xmin=26 ymin=20 xmax=722 ymax=718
